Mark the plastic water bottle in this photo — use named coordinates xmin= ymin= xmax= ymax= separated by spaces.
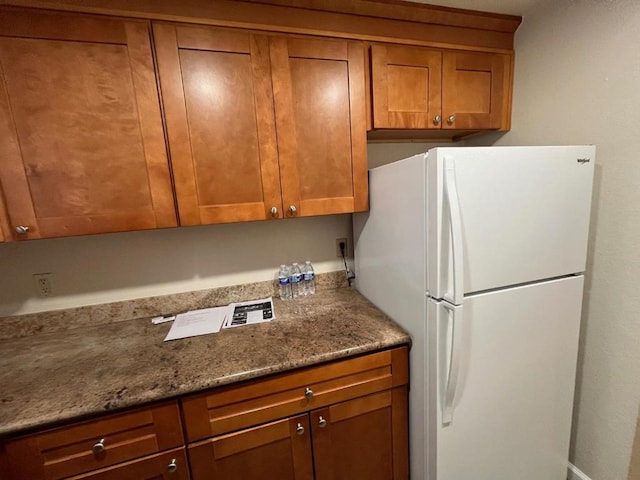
xmin=278 ymin=265 xmax=292 ymax=300
xmin=290 ymin=262 xmax=303 ymax=298
xmin=302 ymin=260 xmax=315 ymax=296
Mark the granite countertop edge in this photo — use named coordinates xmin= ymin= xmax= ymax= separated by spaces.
xmin=0 ymin=287 xmax=411 ymax=439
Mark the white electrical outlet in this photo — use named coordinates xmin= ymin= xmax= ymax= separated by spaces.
xmin=33 ymin=273 xmax=53 ymax=297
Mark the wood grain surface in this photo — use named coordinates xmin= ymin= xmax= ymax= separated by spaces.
xmin=372 ymin=44 xmax=443 ymax=129
xmin=188 ymin=415 xmax=314 ymax=480
xmin=270 ymin=36 xmax=367 ymax=218
xmin=4 ymin=402 xmax=183 ymax=479
xmin=0 ymin=1 xmax=520 ymax=52
xmin=442 ymin=50 xmax=507 ymax=130
xmin=153 ymin=23 xmax=281 ymax=225
xmin=0 ymin=10 xmax=176 ymax=239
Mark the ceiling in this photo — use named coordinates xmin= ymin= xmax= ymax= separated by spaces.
xmin=406 ymin=0 xmax=543 ymax=16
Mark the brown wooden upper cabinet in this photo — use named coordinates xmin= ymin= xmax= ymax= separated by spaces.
xmin=0 ymin=10 xmax=177 ymax=240
xmin=371 ymin=44 xmax=510 ymax=131
xmin=153 ymin=24 xmax=368 ymax=226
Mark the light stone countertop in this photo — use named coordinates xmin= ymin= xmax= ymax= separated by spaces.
xmin=0 ymin=287 xmax=410 ymax=438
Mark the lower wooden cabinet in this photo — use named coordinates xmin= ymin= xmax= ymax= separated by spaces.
xmin=188 ymin=389 xmax=408 ymax=480
xmin=185 ymin=347 xmax=409 ymax=480
xmin=1 ymin=347 xmax=408 ymax=480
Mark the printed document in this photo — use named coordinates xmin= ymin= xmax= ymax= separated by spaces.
xmin=164 ymin=306 xmax=230 ymax=342
xmin=223 ymin=297 xmax=275 ymax=329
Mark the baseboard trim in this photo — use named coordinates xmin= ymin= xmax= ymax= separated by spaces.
xmin=568 ymin=463 xmax=592 ymax=480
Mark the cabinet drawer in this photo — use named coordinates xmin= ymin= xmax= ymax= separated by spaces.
xmin=4 ymin=401 xmax=183 ymax=480
xmin=66 ymin=447 xmax=189 ymax=480
xmin=182 ymin=347 xmax=408 ymax=441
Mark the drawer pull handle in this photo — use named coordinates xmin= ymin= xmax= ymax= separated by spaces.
xmin=318 ymin=416 xmax=327 ymax=428
xmin=15 ymin=225 xmax=29 ymax=234
xmin=168 ymin=459 xmax=178 ymax=473
xmin=92 ymin=438 xmax=105 ymax=454
xmin=296 ymin=423 xmax=305 ymax=435
xmin=304 ymin=387 xmax=314 ymax=399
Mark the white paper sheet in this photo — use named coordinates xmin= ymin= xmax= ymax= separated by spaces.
xmin=163 ymin=306 xmax=230 ymax=342
xmin=223 ymin=297 xmax=275 ymax=329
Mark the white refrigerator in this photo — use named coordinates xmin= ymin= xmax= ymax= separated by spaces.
xmin=353 ymin=146 xmax=595 ymax=480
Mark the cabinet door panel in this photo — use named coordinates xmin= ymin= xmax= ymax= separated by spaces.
xmin=271 ymin=37 xmax=367 ymax=216
xmin=0 ymin=10 xmax=176 ymax=239
xmin=154 ymin=23 xmax=281 ymax=225
xmin=189 ymin=414 xmax=313 ymax=480
xmin=371 ymin=44 xmax=442 ymax=129
xmin=311 ymin=389 xmax=408 ymax=480
xmin=442 ymin=51 xmax=506 ymax=129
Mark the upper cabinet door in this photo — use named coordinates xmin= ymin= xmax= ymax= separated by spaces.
xmin=442 ymin=51 xmax=507 ymax=130
xmin=270 ymin=37 xmax=368 ymax=217
xmin=371 ymin=44 xmax=442 ymax=129
xmin=153 ymin=24 xmax=282 ymax=225
xmin=0 ymin=10 xmax=176 ymax=240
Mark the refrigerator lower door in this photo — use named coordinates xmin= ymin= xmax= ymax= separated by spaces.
xmin=433 ymin=275 xmax=584 ymax=480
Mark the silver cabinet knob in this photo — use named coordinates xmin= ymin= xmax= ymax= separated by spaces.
xmin=92 ymin=438 xmax=105 ymax=454
xmin=167 ymin=459 xmax=177 ymax=473
xmin=318 ymin=416 xmax=327 ymax=428
xmin=296 ymin=423 xmax=305 ymax=435
xmin=304 ymin=387 xmax=314 ymax=399
xmin=289 ymin=205 xmax=297 ymax=215
xmin=270 ymin=206 xmax=278 ymax=217
xmin=433 ymin=114 xmax=441 ymax=125
xmin=447 ymin=114 xmax=456 ymax=125
xmin=15 ymin=225 xmax=29 ymax=234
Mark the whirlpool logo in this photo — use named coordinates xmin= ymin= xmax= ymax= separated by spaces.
xmin=577 ymin=158 xmax=591 ymax=164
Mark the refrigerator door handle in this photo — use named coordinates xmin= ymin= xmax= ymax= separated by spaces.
xmin=444 ymin=157 xmax=464 ymax=305
xmin=442 ymin=302 xmax=463 ymax=425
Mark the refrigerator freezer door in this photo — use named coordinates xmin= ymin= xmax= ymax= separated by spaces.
xmin=427 ymin=146 xmax=595 ymax=299
xmin=434 ymin=275 xmax=584 ymax=480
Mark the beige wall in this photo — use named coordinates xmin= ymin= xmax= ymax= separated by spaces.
xmin=367 ymin=142 xmax=448 ymax=168
xmin=467 ymin=1 xmax=640 ymax=478
xmin=0 ymin=215 xmax=351 ymax=316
